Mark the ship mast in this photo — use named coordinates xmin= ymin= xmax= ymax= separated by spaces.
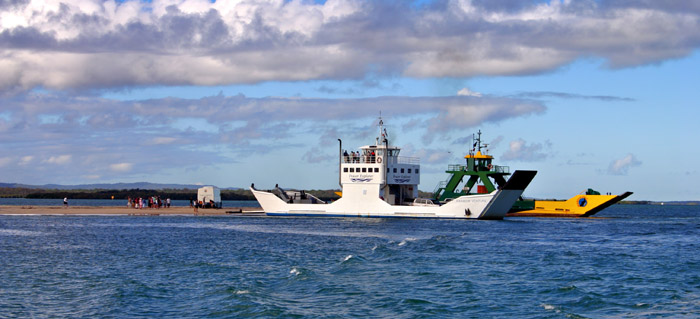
xmin=469 ymin=130 xmax=481 ymax=157
xmin=377 ymin=113 xmax=388 ymax=146
xmin=476 ymin=130 xmax=482 ymax=153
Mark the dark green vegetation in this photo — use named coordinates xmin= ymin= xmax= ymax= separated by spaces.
xmin=0 ymin=187 xmax=342 ymax=202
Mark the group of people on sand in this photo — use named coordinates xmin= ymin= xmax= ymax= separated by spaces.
xmin=343 ymin=150 xmax=377 ymax=164
xmin=128 ymin=196 xmax=171 ymax=209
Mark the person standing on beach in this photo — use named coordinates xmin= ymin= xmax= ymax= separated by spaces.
xmin=63 ymin=197 xmax=68 ymax=208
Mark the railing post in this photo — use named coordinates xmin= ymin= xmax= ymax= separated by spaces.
xmin=338 ymin=139 xmax=342 ymax=188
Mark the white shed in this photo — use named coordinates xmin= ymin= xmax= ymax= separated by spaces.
xmin=197 ymin=186 xmax=222 ymax=208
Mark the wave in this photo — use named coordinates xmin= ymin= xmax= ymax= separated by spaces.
xmin=0 ymin=229 xmax=46 ymax=236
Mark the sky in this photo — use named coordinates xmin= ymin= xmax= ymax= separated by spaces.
xmin=1 ymin=0 xmax=699 ymax=201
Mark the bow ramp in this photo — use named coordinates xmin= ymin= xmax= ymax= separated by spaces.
xmin=479 ymin=170 xmax=538 ymax=219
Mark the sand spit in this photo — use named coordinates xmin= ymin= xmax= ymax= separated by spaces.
xmin=0 ymin=206 xmax=264 ymax=216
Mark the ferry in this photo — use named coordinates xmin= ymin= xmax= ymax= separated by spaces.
xmin=251 ymin=119 xmax=537 ymax=219
xmin=433 ymin=130 xmax=632 ymax=217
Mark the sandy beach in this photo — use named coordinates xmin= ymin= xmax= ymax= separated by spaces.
xmin=0 ymin=205 xmax=264 ymax=216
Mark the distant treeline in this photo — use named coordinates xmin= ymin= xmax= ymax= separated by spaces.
xmin=0 ymin=187 xmax=343 ymax=202
xmin=618 ymin=200 xmax=654 ymax=205
xmin=0 ymin=187 xmax=36 ymax=198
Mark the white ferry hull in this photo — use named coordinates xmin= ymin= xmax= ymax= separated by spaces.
xmin=251 ymin=170 xmax=536 ymax=220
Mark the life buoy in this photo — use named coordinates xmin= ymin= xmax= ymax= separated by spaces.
xmin=487 ymin=164 xmax=493 ymax=170
xmin=578 ymin=197 xmax=588 ymax=207
xmin=376 ymin=157 xmax=382 ymax=163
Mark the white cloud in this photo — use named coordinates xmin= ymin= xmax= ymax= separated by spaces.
xmin=457 ymin=88 xmax=482 ymax=97
xmin=0 ymin=91 xmax=547 ymax=184
xmin=110 ymin=162 xmax=133 ymax=172
xmin=0 ymin=92 xmax=546 ymax=147
xmin=19 ymin=155 xmax=33 ymax=166
xmin=501 ymin=138 xmax=551 ymax=162
xmin=607 ymin=154 xmax=642 ymax=175
xmin=151 ymin=137 xmax=178 ymax=145
xmin=0 ymin=0 xmax=698 ymax=92
xmin=424 ymin=101 xmax=545 ymax=143
xmin=44 ymin=154 xmax=72 ymax=165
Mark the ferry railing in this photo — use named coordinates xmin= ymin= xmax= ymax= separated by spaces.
xmin=494 ymin=165 xmax=510 ymax=174
xmin=447 ymin=164 xmax=465 ymax=171
xmin=445 ymin=164 xmax=510 ymax=173
xmin=342 ymin=156 xmax=376 ymax=164
xmin=433 ymin=180 xmax=448 ymax=194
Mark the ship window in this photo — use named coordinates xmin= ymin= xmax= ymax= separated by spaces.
xmin=416 ymin=169 xmax=419 ymax=174
xmin=401 ymin=168 xmax=405 ymax=173
xmin=344 ymin=167 xmax=348 ymax=172
xmin=387 ymin=168 xmax=390 ymax=173
xmin=393 ymin=168 xmax=397 ymax=173
xmin=374 ymin=168 xmax=379 ymax=173
xmin=349 ymin=168 xmax=354 ymax=172
xmin=362 ymin=168 xmax=367 ymax=173
xmin=408 ymin=169 xmax=412 ymax=173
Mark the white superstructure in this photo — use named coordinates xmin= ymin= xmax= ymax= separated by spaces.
xmin=251 ymin=118 xmax=536 ymax=219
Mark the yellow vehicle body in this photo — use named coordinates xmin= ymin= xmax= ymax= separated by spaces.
xmin=507 ymin=191 xmax=633 ymax=217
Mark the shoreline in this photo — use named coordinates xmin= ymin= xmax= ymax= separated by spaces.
xmin=0 ymin=205 xmax=264 ymax=216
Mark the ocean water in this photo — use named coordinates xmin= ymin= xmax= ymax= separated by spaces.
xmin=0 ymin=205 xmax=698 ymax=318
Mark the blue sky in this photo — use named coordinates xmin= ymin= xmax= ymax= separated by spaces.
xmin=1 ymin=0 xmax=699 ymax=201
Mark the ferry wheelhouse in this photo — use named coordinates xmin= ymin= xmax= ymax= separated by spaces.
xmin=250 ymin=119 xmax=536 ymax=219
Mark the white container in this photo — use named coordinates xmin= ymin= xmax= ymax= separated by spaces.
xmin=197 ymin=186 xmax=222 ymax=208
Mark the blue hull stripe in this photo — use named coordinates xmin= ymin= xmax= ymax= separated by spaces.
xmin=264 ymin=212 xmax=486 ymax=220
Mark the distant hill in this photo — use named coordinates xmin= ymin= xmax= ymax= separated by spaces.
xmin=0 ymin=182 xmax=240 ymax=190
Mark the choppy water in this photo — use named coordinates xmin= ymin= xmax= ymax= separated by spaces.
xmin=0 ymin=205 xmax=698 ymax=318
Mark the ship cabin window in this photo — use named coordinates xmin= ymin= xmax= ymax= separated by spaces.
xmin=362 ymin=168 xmax=367 ymax=173
xmin=408 ymin=169 xmax=412 ymax=173
xmin=349 ymin=168 xmax=354 ymax=173
xmin=393 ymin=168 xmax=397 ymax=173
xmin=387 ymin=168 xmax=390 ymax=173
xmin=416 ymin=169 xmax=419 ymax=174
xmin=374 ymin=168 xmax=379 ymax=173
xmin=401 ymin=168 xmax=405 ymax=173
xmin=344 ymin=168 xmax=348 ymax=172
